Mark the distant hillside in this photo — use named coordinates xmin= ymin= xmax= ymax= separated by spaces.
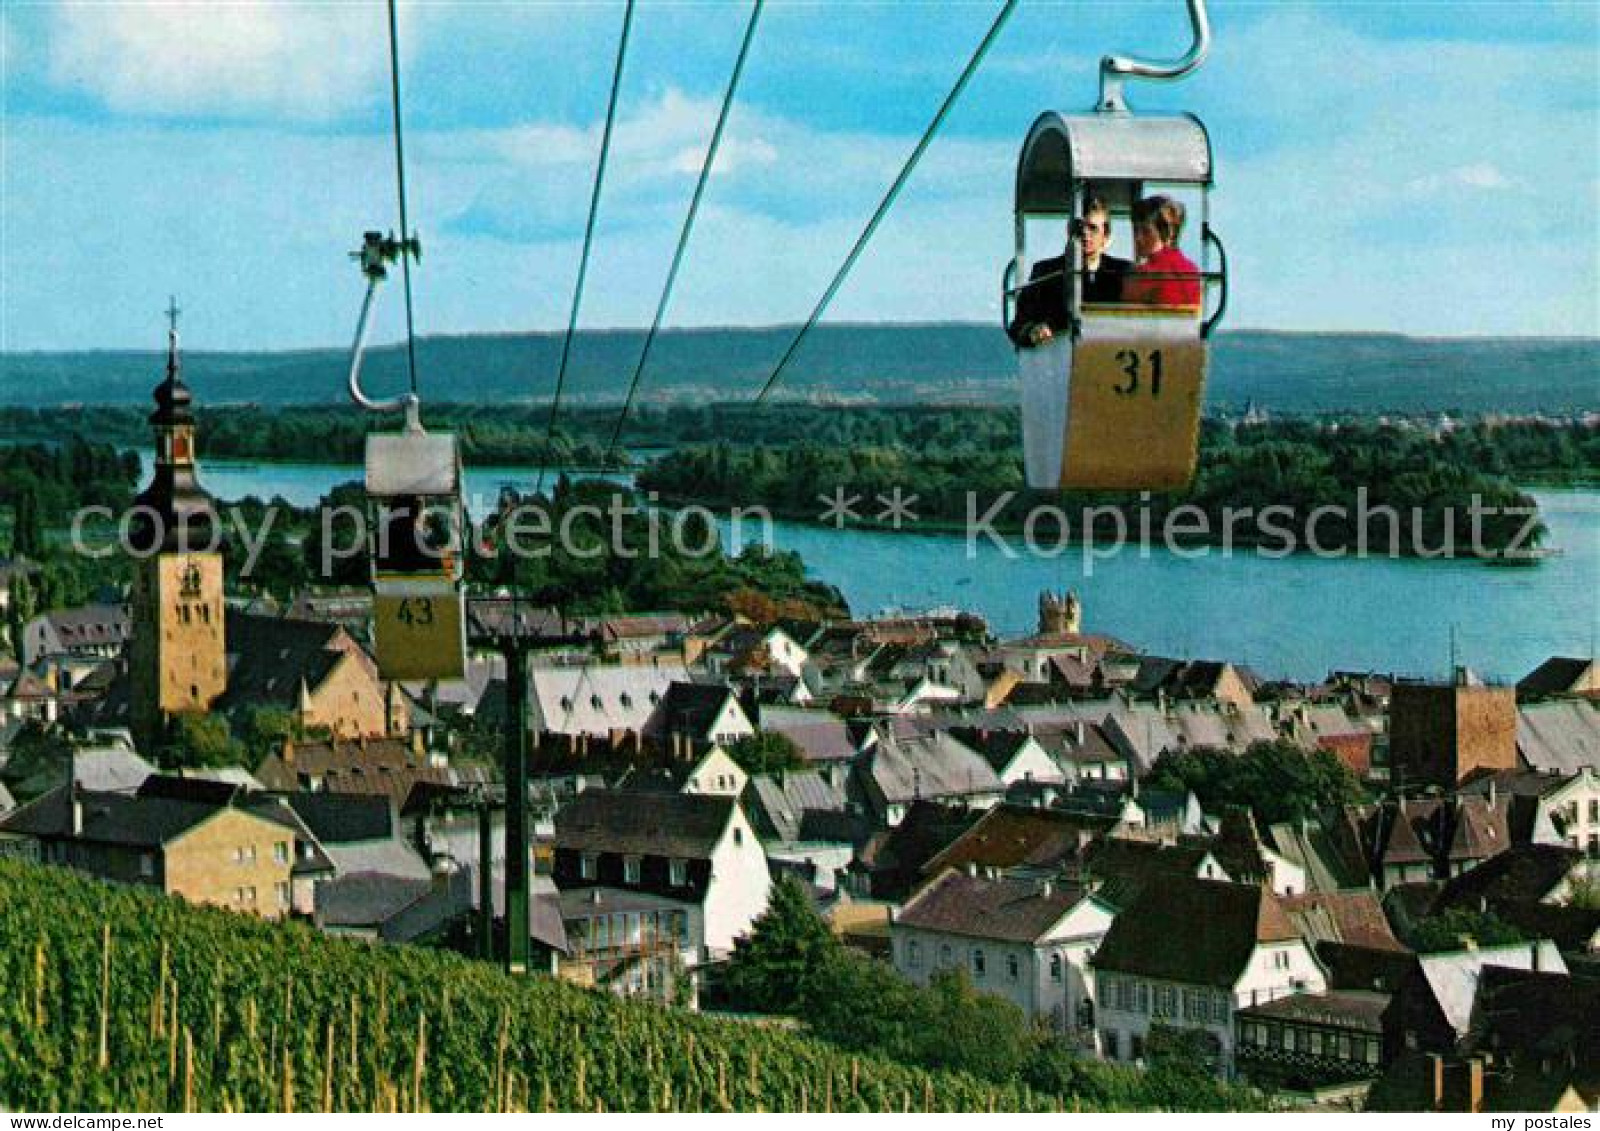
xmin=3 ymin=325 xmax=1595 ymax=415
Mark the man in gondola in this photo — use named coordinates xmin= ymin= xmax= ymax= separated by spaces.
xmin=1009 ymin=197 xmax=1130 ymax=348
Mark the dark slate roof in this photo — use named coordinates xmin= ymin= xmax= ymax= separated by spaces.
xmin=217 ymin=611 xmax=350 ymax=711
xmin=923 ymin=803 xmax=1111 ymax=877
xmin=315 ymin=869 xmax=475 ymax=943
xmin=1517 ymin=657 xmax=1596 ymax=699
xmin=1083 ymin=837 xmax=1219 ymax=909
xmin=1091 ymin=878 xmax=1300 ymax=988
xmin=657 ymin=681 xmax=736 ymax=735
xmin=855 ymin=800 xmax=984 ymax=902
xmin=255 ymin=739 xmax=452 ymax=807
xmin=41 ymin=605 xmax=132 ymax=650
xmin=283 ymin=792 xmax=396 ymax=844
xmin=946 ymin=727 xmax=1035 ymax=774
xmin=136 ymin=774 xmax=243 ymax=806
xmin=897 ymin=869 xmax=1092 ymax=944
xmin=4 ymin=785 xmax=218 ymax=848
xmin=1237 ymin=991 xmax=1387 ymax=1033
xmin=1469 ymin=966 xmax=1600 ymax=1078
xmin=554 ymin=790 xmax=735 ymax=859
xmin=1315 ymin=941 xmax=1417 ymax=995
xmin=1435 ymin=843 xmax=1582 ymax=908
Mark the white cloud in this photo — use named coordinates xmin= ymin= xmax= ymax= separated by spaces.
xmin=1405 ymin=163 xmax=1517 ymax=195
xmin=47 ymin=1 xmax=412 ymax=121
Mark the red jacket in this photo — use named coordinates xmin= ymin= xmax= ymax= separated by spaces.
xmin=1123 ymin=246 xmax=1202 ymax=309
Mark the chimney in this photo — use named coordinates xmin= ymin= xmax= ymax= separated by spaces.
xmin=1531 ymin=941 xmax=1541 ymax=972
xmin=70 ymin=778 xmax=83 ymax=837
xmin=1467 ymin=1058 xmax=1484 ymax=1114
xmin=1430 ymin=1054 xmax=1446 ymax=1112
xmin=282 ymin=738 xmax=295 ymax=766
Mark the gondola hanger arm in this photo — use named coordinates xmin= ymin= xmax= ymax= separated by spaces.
xmin=1098 ymin=0 xmax=1211 ymax=113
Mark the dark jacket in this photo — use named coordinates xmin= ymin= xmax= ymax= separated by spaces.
xmin=1008 ymin=253 xmax=1131 ymax=345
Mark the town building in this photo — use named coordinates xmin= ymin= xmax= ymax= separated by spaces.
xmin=1091 ymin=878 xmax=1327 ymax=1074
xmin=892 ymin=868 xmax=1114 ymax=1046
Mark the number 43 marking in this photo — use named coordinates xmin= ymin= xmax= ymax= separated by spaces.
xmin=1113 ymin=349 xmax=1164 ymax=398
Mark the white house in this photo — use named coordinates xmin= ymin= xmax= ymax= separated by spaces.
xmin=947 ymin=728 xmax=1066 ymax=787
xmin=655 ymin=682 xmax=755 ymax=748
xmin=527 ymin=662 xmax=689 ymax=740
xmin=1091 ymin=877 xmax=1326 ymax=1075
xmin=892 ymin=868 xmax=1114 ymax=1046
xmin=680 ymin=746 xmax=749 ymax=798
xmin=552 ymin=789 xmax=771 ymax=962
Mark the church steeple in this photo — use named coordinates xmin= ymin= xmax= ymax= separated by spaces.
xmin=129 ymin=299 xmax=227 ymax=757
xmin=131 ymin=298 xmax=217 ymax=554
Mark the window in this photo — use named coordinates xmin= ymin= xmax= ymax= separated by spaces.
xmin=1214 ymin=991 xmax=1230 ymax=1020
xmin=1267 ymin=1024 xmax=1282 ymax=1050
xmin=1156 ymin=985 xmax=1176 ymax=1018
xmin=274 ymin=841 xmax=289 ymax=865
xmin=908 ymin=940 xmax=922 ymax=969
xmin=669 ymin=858 xmax=687 ymax=886
xmin=1102 ymin=1031 xmax=1120 ymax=1060
xmin=1365 ymin=1039 xmax=1380 ymax=1066
xmin=580 ymin=853 xmax=598 ymax=880
xmin=733 ymin=827 xmax=744 ymax=846
xmin=1049 ymin=954 xmax=1063 ymax=982
xmin=1590 ymin=799 xmax=1599 ymax=823
xmin=139 ymin=853 xmax=156 ymax=878
xmin=1338 ymin=1034 xmax=1352 ymax=1061
xmin=940 ymin=944 xmax=953 ymax=966
xmin=1273 ymin=949 xmax=1289 ymax=970
xmin=1135 ymin=982 xmax=1150 ymax=1015
xmin=1006 ymin=954 xmax=1020 ymax=982
xmin=275 ymin=881 xmax=290 ymax=908
xmin=1130 ymin=1035 xmax=1144 ymax=1063
xmin=971 ymin=948 xmax=986 ymax=978
xmin=1309 ymin=1031 xmax=1324 ymax=1056
xmin=623 ymin=855 xmax=642 ymax=884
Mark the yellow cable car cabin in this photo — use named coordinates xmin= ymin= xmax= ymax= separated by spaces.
xmin=1006 ymin=112 xmax=1227 ymax=491
xmin=365 ymin=416 xmax=468 ymax=682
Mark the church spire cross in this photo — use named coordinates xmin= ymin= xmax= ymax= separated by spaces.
xmin=164 ymin=296 xmax=182 ymax=377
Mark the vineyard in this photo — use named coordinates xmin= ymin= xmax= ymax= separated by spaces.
xmin=0 ymin=860 xmax=1166 ymax=1113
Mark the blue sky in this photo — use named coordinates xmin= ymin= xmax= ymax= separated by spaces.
xmin=1 ymin=0 xmax=1596 ymax=350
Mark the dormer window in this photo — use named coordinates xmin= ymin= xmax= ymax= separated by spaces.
xmin=591 ymin=694 xmax=603 ymax=710
xmin=623 ymin=855 xmax=642 ymax=884
xmin=620 ymin=693 xmax=633 ymax=709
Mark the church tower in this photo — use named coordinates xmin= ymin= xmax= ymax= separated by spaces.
xmin=129 ymin=300 xmax=226 ymax=753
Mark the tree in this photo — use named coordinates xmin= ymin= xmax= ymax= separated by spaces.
xmin=10 ymin=494 xmax=43 ymax=559
xmin=163 ymin=713 xmax=244 ymax=770
xmin=1145 ymin=740 xmax=1367 ymax=826
xmin=718 ymin=874 xmax=839 ymax=1014
xmin=1409 ymin=907 xmax=1527 ymax=952
xmin=724 ymin=731 xmax=807 ymax=776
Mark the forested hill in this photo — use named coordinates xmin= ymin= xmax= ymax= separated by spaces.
xmin=3 ymin=325 xmax=1595 ymax=415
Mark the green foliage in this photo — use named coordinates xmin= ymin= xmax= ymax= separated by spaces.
xmin=637 ymin=416 xmax=1582 ymax=555
xmin=0 ymin=858 xmax=1127 ymax=1112
xmin=236 ymin=707 xmax=300 ymax=764
xmin=162 ymin=713 xmax=244 ymax=770
xmin=1566 ymin=872 xmax=1600 ymax=912
xmin=1145 ymin=740 xmax=1367 ymax=826
xmin=717 ymin=880 xmax=1262 ymax=1109
xmin=1408 ymin=907 xmax=1528 ymax=953
xmin=718 ymin=875 xmax=837 ymax=1015
xmin=0 ymin=721 xmax=76 ymax=800
xmin=724 ymin=732 xmax=807 ymax=776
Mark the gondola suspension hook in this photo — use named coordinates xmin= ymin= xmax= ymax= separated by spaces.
xmin=347 ymin=230 xmax=424 ymax=422
xmin=1098 ymin=0 xmax=1211 ymax=113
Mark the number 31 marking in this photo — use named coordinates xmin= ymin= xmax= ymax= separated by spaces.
xmin=1113 ymin=349 xmax=1164 ymax=398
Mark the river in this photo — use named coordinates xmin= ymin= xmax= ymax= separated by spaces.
xmin=157 ymin=454 xmax=1598 ymax=685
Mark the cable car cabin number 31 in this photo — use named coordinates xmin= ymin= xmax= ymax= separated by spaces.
xmin=1005 ymin=0 xmax=1228 ymax=492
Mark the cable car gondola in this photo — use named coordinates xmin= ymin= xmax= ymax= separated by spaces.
xmin=1004 ymin=0 xmax=1228 ymax=492
xmin=347 ymin=231 xmax=468 ymax=683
